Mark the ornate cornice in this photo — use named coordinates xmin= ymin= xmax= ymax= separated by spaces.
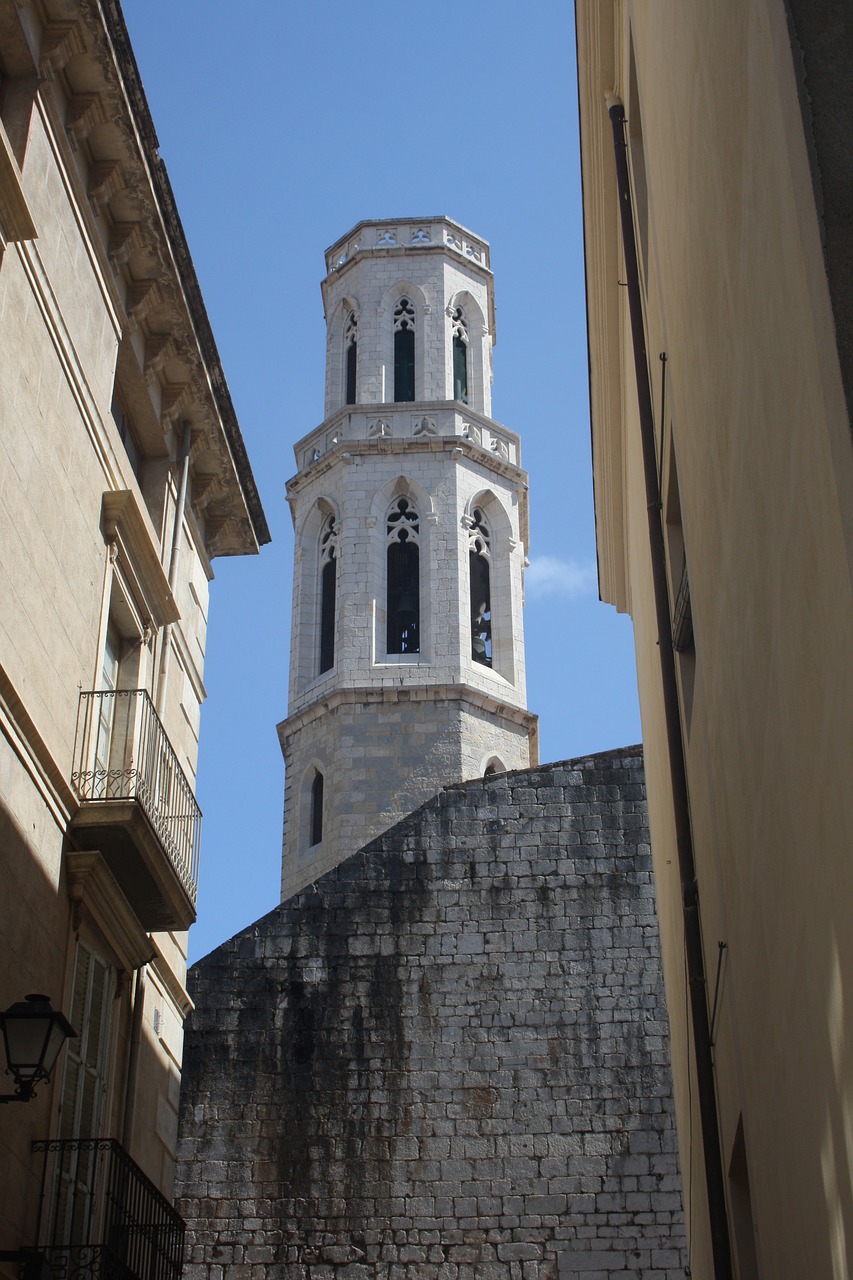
xmin=29 ymin=0 xmax=270 ymax=557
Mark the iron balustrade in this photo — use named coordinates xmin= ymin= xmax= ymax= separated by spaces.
xmin=71 ymin=689 xmax=200 ymax=906
xmin=32 ymin=1139 xmax=185 ymax=1280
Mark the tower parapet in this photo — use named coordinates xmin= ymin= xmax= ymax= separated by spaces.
xmin=279 ymin=217 xmax=538 ymax=900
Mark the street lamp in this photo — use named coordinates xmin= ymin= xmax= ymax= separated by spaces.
xmin=0 ymin=993 xmax=76 ymax=1103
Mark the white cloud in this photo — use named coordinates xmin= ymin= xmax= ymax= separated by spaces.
xmin=525 ymin=555 xmax=597 ymax=601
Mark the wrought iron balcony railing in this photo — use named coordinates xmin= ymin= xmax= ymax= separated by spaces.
xmin=70 ymin=689 xmax=200 ymax=915
xmin=32 ymin=1138 xmax=185 ymax=1280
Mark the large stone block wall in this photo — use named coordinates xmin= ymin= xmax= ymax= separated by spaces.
xmin=280 ymin=691 xmax=533 ymax=900
xmin=177 ymin=749 xmax=686 ymax=1280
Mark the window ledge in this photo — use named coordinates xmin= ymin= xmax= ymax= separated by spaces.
xmin=101 ymin=490 xmax=179 ymax=629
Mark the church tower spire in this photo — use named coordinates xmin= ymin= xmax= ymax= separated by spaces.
xmin=278 ymin=217 xmax=538 ymax=900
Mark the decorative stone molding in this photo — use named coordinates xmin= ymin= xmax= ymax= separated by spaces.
xmin=40 ymin=21 xmax=86 ymax=76
xmin=324 ymin=217 xmax=491 ymax=276
xmin=124 ymin=277 xmax=162 ymax=326
xmin=101 ymin=489 xmax=179 ymax=628
xmin=35 ymin=1 xmax=270 ymax=555
xmin=65 ymin=850 xmax=155 ymax=974
xmin=87 ymin=158 xmax=123 ymax=213
xmin=159 ymin=381 xmax=193 ymax=428
xmin=191 ymin=473 xmax=226 ymax=513
xmin=279 ymin=682 xmax=539 ymax=740
xmin=108 ymin=219 xmax=143 ymax=268
xmin=144 ymin=333 xmax=176 ymax=379
xmin=0 ymin=126 xmax=36 ymax=242
xmin=65 ymin=91 xmax=108 ymax=146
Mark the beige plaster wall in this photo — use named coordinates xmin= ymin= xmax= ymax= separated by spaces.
xmin=579 ymin=0 xmax=853 ymax=1274
xmin=0 ymin=13 xmax=238 ymax=1262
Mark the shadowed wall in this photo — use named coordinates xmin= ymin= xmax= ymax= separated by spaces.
xmin=176 ymin=749 xmax=685 ymax=1280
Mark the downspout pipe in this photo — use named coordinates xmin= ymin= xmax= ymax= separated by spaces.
xmin=607 ymin=100 xmax=733 ymax=1280
xmin=156 ymin=420 xmax=192 ymax=715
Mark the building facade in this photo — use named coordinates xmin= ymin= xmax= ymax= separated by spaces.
xmin=175 ymin=222 xmax=687 ymax=1278
xmin=0 ymin=1 xmax=268 ymax=1275
xmin=575 ymin=2 xmax=853 ymax=1276
xmin=279 ymin=218 xmax=538 ymax=900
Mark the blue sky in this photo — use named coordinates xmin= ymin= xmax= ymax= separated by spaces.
xmin=120 ymin=0 xmax=641 ymax=962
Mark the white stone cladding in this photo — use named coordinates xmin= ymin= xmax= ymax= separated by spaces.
xmin=279 ymin=218 xmax=538 ymax=901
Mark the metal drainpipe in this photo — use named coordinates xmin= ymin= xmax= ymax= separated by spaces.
xmin=155 ymin=421 xmax=192 ymax=715
xmin=607 ymin=100 xmax=733 ymax=1279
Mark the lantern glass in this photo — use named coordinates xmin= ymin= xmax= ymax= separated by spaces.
xmin=0 ymin=994 xmax=76 ymax=1092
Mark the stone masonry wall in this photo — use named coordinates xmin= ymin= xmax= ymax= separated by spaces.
xmin=177 ymin=749 xmax=686 ymax=1280
xmin=281 ymin=692 xmax=532 ymax=901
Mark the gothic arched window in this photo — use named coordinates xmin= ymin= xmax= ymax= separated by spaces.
xmin=310 ymin=772 xmax=324 ymax=846
xmin=451 ymin=306 xmax=469 ymax=404
xmin=394 ymin=298 xmax=416 ymax=402
xmin=468 ymin=507 xmax=492 ymax=667
xmin=319 ymin=514 xmax=338 ymax=674
xmin=386 ymin=496 xmax=420 ymax=653
xmin=345 ymin=311 xmax=358 ymax=405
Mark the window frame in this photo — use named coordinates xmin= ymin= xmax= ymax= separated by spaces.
xmin=385 ymin=496 xmax=421 ymax=655
xmin=318 ymin=513 xmax=338 ymax=675
xmin=393 ymin=298 xmax=416 ymax=402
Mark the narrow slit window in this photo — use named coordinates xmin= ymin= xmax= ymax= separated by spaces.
xmin=386 ymin=497 xmax=420 ymax=654
xmin=451 ymin=307 xmax=469 ymax=404
xmin=394 ymin=298 xmax=416 ymax=402
xmin=345 ymin=311 xmax=358 ymax=405
xmin=468 ymin=507 xmax=492 ymax=667
xmin=319 ymin=515 xmax=338 ymax=674
xmin=310 ymin=773 xmax=324 ymax=846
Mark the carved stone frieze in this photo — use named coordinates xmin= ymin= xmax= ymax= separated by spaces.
xmin=87 ymin=158 xmax=122 ymax=213
xmin=40 ymin=20 xmax=86 ymax=76
xmin=65 ymin=91 xmax=107 ymax=146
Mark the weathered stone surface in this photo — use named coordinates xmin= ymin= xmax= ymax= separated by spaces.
xmin=177 ymin=749 xmax=685 ymax=1280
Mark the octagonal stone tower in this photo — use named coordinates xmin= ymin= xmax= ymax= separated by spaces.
xmin=279 ymin=217 xmax=538 ymax=899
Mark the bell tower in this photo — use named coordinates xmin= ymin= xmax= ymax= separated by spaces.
xmin=278 ymin=217 xmax=538 ymax=900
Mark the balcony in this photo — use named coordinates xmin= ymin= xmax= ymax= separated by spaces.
xmin=69 ymin=690 xmax=200 ymax=931
xmin=30 ymin=1138 xmax=185 ymax=1280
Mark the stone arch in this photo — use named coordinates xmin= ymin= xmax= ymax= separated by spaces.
xmin=295 ymin=496 xmax=341 ymax=690
xmin=370 ymin=474 xmax=434 ymax=526
xmin=325 ymin=296 xmax=360 ymax=415
xmin=371 ymin=475 xmax=433 ymax=663
xmin=482 ymin=754 xmax=507 ymax=777
xmin=463 ymin=489 xmax=516 ymax=683
xmin=296 ymin=493 xmax=340 ymax=544
xmin=339 ymin=296 xmax=360 ymax=406
xmin=448 ymin=290 xmax=488 ymax=413
xmin=378 ymin=279 xmax=428 ymax=403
